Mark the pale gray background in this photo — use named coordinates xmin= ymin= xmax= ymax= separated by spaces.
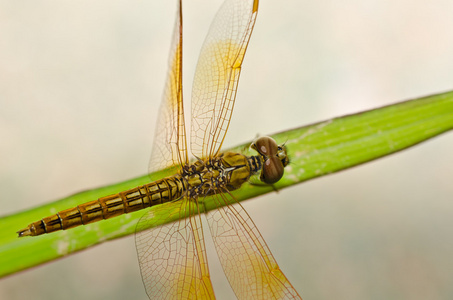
xmin=1 ymin=0 xmax=453 ymax=299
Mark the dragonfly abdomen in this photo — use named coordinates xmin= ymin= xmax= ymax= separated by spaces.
xmin=17 ymin=176 xmax=185 ymax=237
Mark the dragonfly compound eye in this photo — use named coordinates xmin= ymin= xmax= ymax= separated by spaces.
xmin=252 ymin=136 xmax=278 ymax=157
xmin=261 ymin=156 xmax=285 ymax=184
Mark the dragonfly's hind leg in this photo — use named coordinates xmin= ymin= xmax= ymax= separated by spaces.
xmin=248 ymin=180 xmax=281 ymax=193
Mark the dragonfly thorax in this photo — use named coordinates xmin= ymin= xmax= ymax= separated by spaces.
xmin=180 ymin=137 xmax=289 ymax=199
xmin=181 ymin=152 xmax=256 ymax=198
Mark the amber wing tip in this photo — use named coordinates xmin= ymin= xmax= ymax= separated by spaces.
xmin=17 ymin=228 xmax=32 ymax=238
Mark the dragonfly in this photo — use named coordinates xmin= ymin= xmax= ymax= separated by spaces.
xmin=17 ymin=0 xmax=301 ymax=299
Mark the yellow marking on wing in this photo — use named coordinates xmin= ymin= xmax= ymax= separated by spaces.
xmin=190 ymin=0 xmax=259 ymax=159
xmin=136 ymin=199 xmax=216 ymax=299
xmin=206 ymin=192 xmax=302 ymax=299
xmin=148 ymin=0 xmax=187 ymax=179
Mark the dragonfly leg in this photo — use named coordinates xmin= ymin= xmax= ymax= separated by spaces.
xmin=248 ymin=181 xmax=280 ymax=193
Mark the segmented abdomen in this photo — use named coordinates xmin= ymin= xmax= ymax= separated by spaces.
xmin=18 ymin=175 xmax=185 ymax=237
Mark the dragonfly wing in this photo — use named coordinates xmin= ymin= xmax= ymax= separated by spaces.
xmin=149 ymin=0 xmax=188 ymax=178
xmin=136 ymin=198 xmax=216 ymax=300
xmin=190 ymin=0 xmax=259 ymax=159
xmin=206 ymin=191 xmax=302 ymax=300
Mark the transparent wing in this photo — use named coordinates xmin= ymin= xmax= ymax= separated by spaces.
xmin=149 ymin=0 xmax=188 ymax=178
xmin=206 ymin=191 xmax=302 ymax=300
xmin=190 ymin=0 xmax=259 ymax=159
xmin=136 ymin=198 xmax=216 ymax=300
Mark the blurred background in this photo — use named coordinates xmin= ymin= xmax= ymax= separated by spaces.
xmin=1 ymin=0 xmax=453 ymax=299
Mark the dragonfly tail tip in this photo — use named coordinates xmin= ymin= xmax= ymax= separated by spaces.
xmin=17 ymin=228 xmax=32 ymax=238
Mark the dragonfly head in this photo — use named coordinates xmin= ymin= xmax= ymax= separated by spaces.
xmin=251 ymin=136 xmax=289 ymax=184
